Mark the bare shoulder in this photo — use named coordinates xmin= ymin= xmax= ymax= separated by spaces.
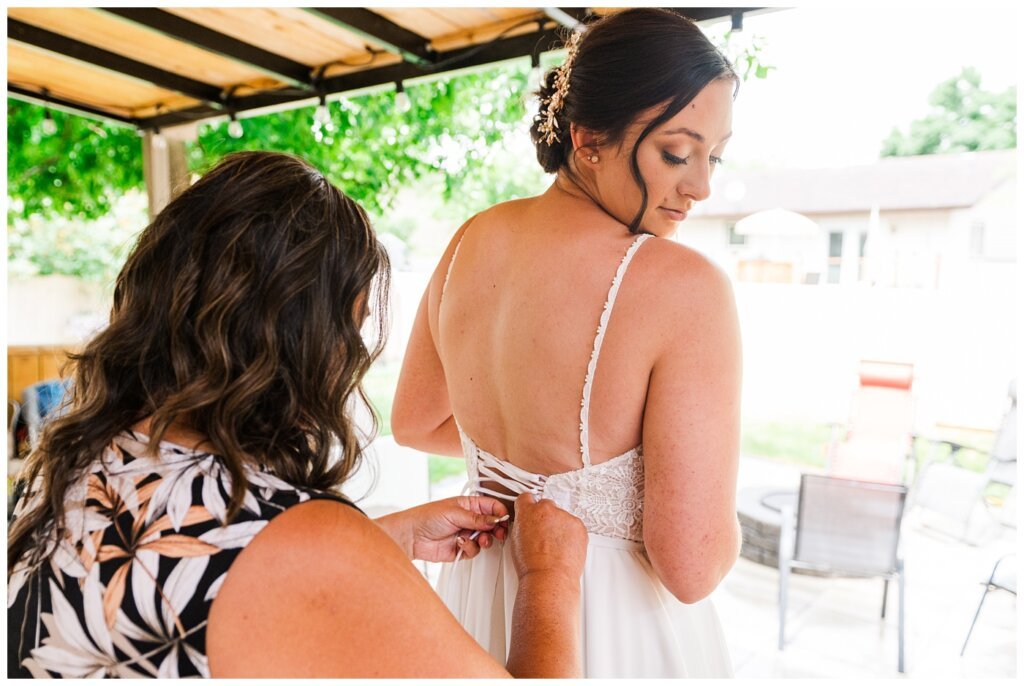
xmin=208 ymin=498 xmax=503 ymax=677
xmin=469 ymin=195 xmax=538 ymax=229
xmin=634 ymin=237 xmax=736 ymax=315
xmin=216 ymin=497 xmax=389 ymax=578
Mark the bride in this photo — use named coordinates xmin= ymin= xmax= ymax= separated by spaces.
xmin=392 ymin=8 xmax=741 ymax=678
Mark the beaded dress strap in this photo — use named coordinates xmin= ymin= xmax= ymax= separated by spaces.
xmin=579 ymin=234 xmax=651 ymax=468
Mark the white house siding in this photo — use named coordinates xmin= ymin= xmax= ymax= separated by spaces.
xmin=676 ymin=183 xmax=1016 ymax=432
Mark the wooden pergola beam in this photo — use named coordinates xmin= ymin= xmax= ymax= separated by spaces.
xmin=138 ymin=27 xmax=565 ymax=130
xmin=304 ymin=8 xmax=435 ymax=66
xmin=7 ymin=83 xmax=136 ymax=125
xmin=8 ymin=19 xmax=226 ymax=111
xmin=98 ymin=7 xmax=315 ymax=88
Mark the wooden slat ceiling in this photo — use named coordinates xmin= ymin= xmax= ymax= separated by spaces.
xmin=6 ymin=7 xmax=754 ymax=130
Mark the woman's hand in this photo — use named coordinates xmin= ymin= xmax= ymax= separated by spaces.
xmin=375 ymin=495 xmax=510 ymax=562
xmin=509 ymin=493 xmax=588 ymax=582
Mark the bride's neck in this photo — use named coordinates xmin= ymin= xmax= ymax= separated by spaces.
xmin=548 ymin=172 xmax=627 ymax=230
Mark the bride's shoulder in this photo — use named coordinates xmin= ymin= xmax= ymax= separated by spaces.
xmin=639 ymin=237 xmax=730 ymax=285
xmin=635 ymin=238 xmax=736 ymax=313
xmin=471 ymin=196 xmax=537 ymax=227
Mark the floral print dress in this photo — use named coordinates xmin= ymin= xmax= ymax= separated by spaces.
xmin=7 ymin=431 xmax=359 ymax=678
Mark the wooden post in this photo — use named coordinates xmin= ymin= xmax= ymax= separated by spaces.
xmin=142 ymin=122 xmax=197 ymax=220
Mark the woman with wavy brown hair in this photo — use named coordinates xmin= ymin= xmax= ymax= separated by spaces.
xmin=7 ymin=151 xmax=589 ymax=678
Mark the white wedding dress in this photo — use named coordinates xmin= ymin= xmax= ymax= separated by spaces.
xmin=436 ymin=234 xmax=733 ymax=677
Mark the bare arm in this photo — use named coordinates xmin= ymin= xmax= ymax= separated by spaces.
xmin=506 ymin=494 xmax=587 ymax=678
xmin=391 ymin=285 xmax=462 ymax=455
xmin=391 ymin=219 xmax=477 ymax=456
xmin=207 ymin=495 xmax=586 ymax=677
xmin=641 ymin=250 xmax=742 ymax=604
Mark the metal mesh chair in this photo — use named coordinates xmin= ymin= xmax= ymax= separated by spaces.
xmin=779 ymin=473 xmax=909 ymax=673
xmin=909 ymin=378 xmax=1017 ymax=541
xmin=960 ymin=553 xmax=1016 ymax=656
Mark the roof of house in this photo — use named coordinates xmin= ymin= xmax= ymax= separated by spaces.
xmin=693 ymin=149 xmax=1016 ymax=218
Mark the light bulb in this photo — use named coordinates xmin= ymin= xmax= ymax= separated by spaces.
xmin=314 ymin=102 xmax=331 ymax=126
xmin=41 ymin=110 xmax=58 ymax=136
xmin=227 ymin=117 xmax=244 ymax=139
xmin=394 ymin=82 xmax=412 ymax=114
xmin=40 ymin=96 xmax=58 ymax=136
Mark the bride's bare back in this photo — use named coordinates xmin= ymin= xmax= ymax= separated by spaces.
xmin=437 ymin=193 xmax=657 ymax=475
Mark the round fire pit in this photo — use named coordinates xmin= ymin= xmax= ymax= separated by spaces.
xmin=737 ymin=486 xmax=828 ymax=577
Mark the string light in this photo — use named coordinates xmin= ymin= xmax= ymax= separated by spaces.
xmin=227 ymin=112 xmax=244 ymax=138
xmin=41 ymin=109 xmax=58 ymax=136
xmin=314 ymin=93 xmax=333 ymax=130
xmin=39 ymin=88 xmax=58 ymax=135
xmin=149 ymin=103 xmax=168 ymax=150
xmin=394 ymin=81 xmax=411 ymax=114
xmin=151 ymin=127 xmax=167 ymax=150
xmin=731 ymin=10 xmax=744 ymax=32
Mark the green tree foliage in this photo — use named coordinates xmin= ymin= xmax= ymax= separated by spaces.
xmin=881 ymin=67 xmax=1016 ymax=157
xmin=190 ymin=63 xmax=532 ymax=229
xmin=7 ymin=100 xmax=144 ymax=220
xmin=8 ymin=196 xmax=145 ymax=282
xmin=8 ymin=31 xmax=774 ymax=279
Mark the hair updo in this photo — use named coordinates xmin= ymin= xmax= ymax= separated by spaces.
xmin=530 ymin=8 xmax=739 ymax=232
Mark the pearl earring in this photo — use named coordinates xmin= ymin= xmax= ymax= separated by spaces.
xmin=588 ymin=154 xmax=599 ymax=164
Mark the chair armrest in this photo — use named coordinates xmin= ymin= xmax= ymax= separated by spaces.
xmin=778 ymin=504 xmax=797 ymax=567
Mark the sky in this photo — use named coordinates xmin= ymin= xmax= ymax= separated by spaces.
xmin=700 ymin=2 xmax=1021 ymax=169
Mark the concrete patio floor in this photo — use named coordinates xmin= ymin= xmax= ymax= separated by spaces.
xmin=428 ymin=454 xmax=1018 ymax=679
xmin=713 ymin=455 xmax=1017 ymax=679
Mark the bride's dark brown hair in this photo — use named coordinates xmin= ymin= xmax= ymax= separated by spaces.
xmin=531 ymin=8 xmax=739 ymax=233
xmin=8 ymin=151 xmax=390 ymax=572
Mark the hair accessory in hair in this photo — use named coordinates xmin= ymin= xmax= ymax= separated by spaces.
xmin=537 ymin=29 xmax=584 ymax=145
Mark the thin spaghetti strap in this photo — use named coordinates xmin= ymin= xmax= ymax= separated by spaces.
xmin=579 ymin=234 xmax=652 ymax=467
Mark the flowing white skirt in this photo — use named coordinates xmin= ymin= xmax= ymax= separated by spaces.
xmin=438 ymin=531 xmax=733 ymax=678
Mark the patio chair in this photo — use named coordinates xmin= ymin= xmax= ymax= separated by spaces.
xmin=908 ymin=379 xmax=1017 ymax=541
xmin=778 ymin=473 xmax=909 ymax=673
xmin=827 ymin=360 xmax=915 ymax=484
xmin=985 ymin=378 xmax=1017 ymax=489
xmin=8 ymin=380 xmax=71 ymax=520
xmin=20 ymin=379 xmax=71 ymax=448
xmin=8 ymin=378 xmax=71 ymax=483
xmin=960 ymin=553 xmax=1016 ymax=656
xmin=7 ymin=399 xmax=21 ymax=460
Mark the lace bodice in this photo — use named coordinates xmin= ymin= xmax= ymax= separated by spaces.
xmin=459 ymin=430 xmax=646 ymax=541
xmin=443 ymin=233 xmax=652 ymax=542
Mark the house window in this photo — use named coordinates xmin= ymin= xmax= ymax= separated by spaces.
xmin=728 ymin=223 xmax=747 ymax=245
xmin=970 ymin=222 xmax=985 ymax=258
xmin=827 ymin=231 xmax=843 ymax=284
